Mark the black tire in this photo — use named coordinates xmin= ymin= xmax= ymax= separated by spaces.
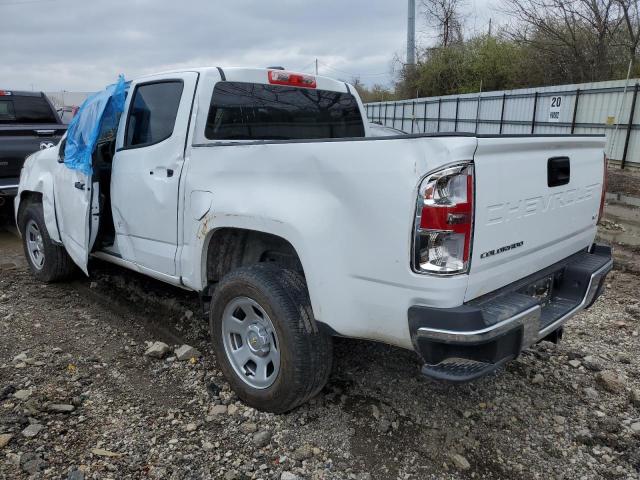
xmin=18 ymin=201 xmax=76 ymax=282
xmin=210 ymin=264 xmax=333 ymax=413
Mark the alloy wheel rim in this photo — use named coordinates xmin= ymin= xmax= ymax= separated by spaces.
xmin=221 ymin=296 xmax=280 ymax=389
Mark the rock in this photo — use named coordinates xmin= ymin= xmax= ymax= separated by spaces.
xmin=531 ymin=374 xmax=544 ymax=385
xmin=144 ymin=341 xmax=170 ymax=359
xmin=48 ymin=403 xmax=75 ymax=413
xmin=379 ymin=418 xmax=391 ymax=433
xmin=614 ymin=352 xmax=631 ymax=364
xmin=91 ymin=448 xmax=123 ymax=457
xmin=0 ymin=385 xmax=16 ymax=400
xmin=450 ymin=453 xmax=471 ymax=470
xmin=582 ymin=355 xmax=603 ymax=372
xmin=0 ymin=433 xmax=13 ymax=448
xmin=227 ymin=404 xmax=238 ymax=416
xmin=630 ymin=422 xmax=640 ymax=434
xmin=631 ymin=389 xmax=640 ymax=407
xmin=281 ymin=473 xmax=301 ymax=480
xmin=21 ymin=423 xmax=43 ymax=437
xmin=13 ymin=389 xmax=32 ymax=401
xmin=209 ymin=405 xmax=228 ymax=415
xmin=553 ymin=415 xmax=566 ymax=425
xmin=12 ymin=352 xmax=28 ymax=363
xmin=68 ymin=467 xmax=85 ymax=480
xmin=185 ymin=423 xmax=197 ymax=432
xmin=240 ymin=422 xmax=258 ymax=434
xmin=224 ymin=470 xmax=239 ymax=480
xmin=21 ymin=452 xmax=47 ymax=475
xmin=584 ymin=387 xmax=599 ymax=399
xmin=184 ymin=310 xmax=194 ymax=320
xmin=371 ymin=404 xmax=381 ymax=420
xmin=596 ymin=371 xmax=626 ymax=393
xmin=568 ymin=359 xmax=581 ymax=368
xmin=292 ymin=444 xmax=314 ymax=461
xmin=174 ymin=344 xmax=201 ymax=361
xmin=252 ymin=430 xmax=271 ymax=448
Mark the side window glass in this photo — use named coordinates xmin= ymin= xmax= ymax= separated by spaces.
xmin=125 ymin=81 xmax=183 ymax=148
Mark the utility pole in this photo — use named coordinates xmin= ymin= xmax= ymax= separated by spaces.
xmin=407 ymin=0 xmax=416 ymax=66
xmin=315 ymin=58 xmax=318 ymax=76
xmin=488 ymin=18 xmax=492 ymax=37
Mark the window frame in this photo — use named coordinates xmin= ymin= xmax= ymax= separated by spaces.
xmin=122 ymin=79 xmax=185 ymax=151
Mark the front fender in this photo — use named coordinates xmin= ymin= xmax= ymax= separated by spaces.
xmin=16 ymin=150 xmax=61 ymax=243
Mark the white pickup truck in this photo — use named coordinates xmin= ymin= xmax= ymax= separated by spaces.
xmin=15 ymin=67 xmax=612 ymax=413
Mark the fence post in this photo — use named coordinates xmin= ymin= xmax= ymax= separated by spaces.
xmin=392 ymin=102 xmax=397 ymax=129
xmin=401 ymin=103 xmax=406 ymax=132
xmin=531 ymin=92 xmax=538 ymax=134
xmin=384 ymin=102 xmax=388 ymax=125
xmin=411 ymin=101 xmax=416 ymax=134
xmin=437 ymin=98 xmax=442 ymax=132
xmin=571 ymin=89 xmax=580 ymax=134
xmin=499 ymin=93 xmax=506 ymax=134
xmin=454 ymin=97 xmax=460 ymax=132
xmin=475 ymin=95 xmax=482 ymax=134
xmin=423 ymin=102 xmax=428 ymax=133
xmin=622 ymin=83 xmax=639 ymax=170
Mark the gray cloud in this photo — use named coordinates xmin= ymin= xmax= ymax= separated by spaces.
xmin=1 ymin=0 xmax=495 ymax=92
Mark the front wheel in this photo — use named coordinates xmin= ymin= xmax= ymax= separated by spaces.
xmin=210 ymin=264 xmax=333 ymax=413
xmin=18 ymin=201 xmax=76 ymax=282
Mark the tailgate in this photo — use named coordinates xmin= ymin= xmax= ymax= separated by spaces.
xmin=466 ymin=136 xmax=605 ymax=301
xmin=0 ymin=124 xmax=65 ymax=178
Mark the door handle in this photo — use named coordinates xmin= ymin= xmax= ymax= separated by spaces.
xmin=74 ymin=182 xmax=85 ymax=190
xmin=166 ymin=169 xmax=174 ymax=178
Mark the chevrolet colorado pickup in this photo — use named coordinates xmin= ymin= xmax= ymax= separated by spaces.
xmin=0 ymin=90 xmax=66 ymax=199
xmin=15 ymin=67 xmax=612 ymax=413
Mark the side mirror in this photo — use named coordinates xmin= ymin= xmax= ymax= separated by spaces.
xmin=58 ymin=138 xmax=66 ymax=163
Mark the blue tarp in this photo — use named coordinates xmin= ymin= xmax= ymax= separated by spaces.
xmin=64 ymin=75 xmax=127 ymax=176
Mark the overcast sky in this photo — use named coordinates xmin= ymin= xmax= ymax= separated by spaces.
xmin=1 ymin=0 xmax=496 ymax=92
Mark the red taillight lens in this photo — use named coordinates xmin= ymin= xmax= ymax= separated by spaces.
xmin=0 ymin=90 xmax=12 ymax=96
xmin=598 ymin=154 xmax=608 ymax=224
xmin=413 ymin=163 xmax=474 ymax=274
xmin=268 ymin=70 xmax=317 ymax=89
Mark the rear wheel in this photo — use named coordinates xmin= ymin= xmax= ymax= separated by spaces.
xmin=210 ymin=264 xmax=333 ymax=413
xmin=18 ymin=202 xmax=76 ymax=282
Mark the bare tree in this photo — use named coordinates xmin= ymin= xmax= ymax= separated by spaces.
xmin=502 ymin=0 xmax=622 ymax=82
xmin=616 ymin=0 xmax=640 ymax=70
xmin=420 ymin=0 xmax=466 ymax=47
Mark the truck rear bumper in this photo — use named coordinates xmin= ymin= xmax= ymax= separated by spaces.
xmin=409 ymin=244 xmax=612 ymax=382
xmin=0 ymin=177 xmax=20 ymax=197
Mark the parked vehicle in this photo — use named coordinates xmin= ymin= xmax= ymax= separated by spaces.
xmin=16 ymin=67 xmax=612 ymax=412
xmin=56 ymin=106 xmax=79 ymax=124
xmin=0 ymin=90 xmax=66 ymax=198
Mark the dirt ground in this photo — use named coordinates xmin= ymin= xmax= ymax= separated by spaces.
xmin=608 ymin=167 xmax=640 ymax=198
xmin=0 ymin=200 xmax=639 ymax=480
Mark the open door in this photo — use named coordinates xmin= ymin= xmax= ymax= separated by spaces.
xmin=52 ymin=76 xmax=127 ymax=275
xmin=53 ymin=140 xmax=98 ymax=275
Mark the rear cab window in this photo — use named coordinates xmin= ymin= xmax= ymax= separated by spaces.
xmin=0 ymin=94 xmax=58 ymax=124
xmin=204 ymin=82 xmax=365 ymax=140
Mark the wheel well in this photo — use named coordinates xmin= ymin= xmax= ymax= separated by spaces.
xmin=205 ymin=228 xmax=304 ymax=284
xmin=17 ymin=191 xmax=43 ymax=225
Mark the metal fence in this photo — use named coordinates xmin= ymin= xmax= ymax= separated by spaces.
xmin=365 ymin=79 xmax=640 ymax=169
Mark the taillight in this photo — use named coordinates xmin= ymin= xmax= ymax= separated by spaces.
xmin=0 ymin=90 xmax=12 ymax=96
xmin=412 ymin=163 xmax=474 ymax=274
xmin=268 ymin=70 xmax=317 ymax=89
xmin=598 ymin=154 xmax=608 ymax=224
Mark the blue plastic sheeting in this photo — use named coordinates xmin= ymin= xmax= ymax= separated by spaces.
xmin=64 ymin=75 xmax=127 ymax=176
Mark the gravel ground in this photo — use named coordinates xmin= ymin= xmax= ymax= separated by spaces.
xmin=608 ymin=167 xmax=640 ymax=198
xmin=0 ymin=214 xmax=639 ymax=479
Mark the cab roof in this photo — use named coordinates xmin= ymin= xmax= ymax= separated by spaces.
xmin=135 ymin=66 xmax=351 ymax=93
